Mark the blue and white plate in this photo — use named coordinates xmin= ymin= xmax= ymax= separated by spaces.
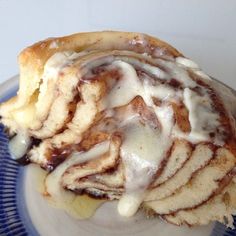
xmin=0 ymin=76 xmax=236 ymax=236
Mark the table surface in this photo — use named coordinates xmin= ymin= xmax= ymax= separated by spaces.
xmin=0 ymin=0 xmax=235 ymax=88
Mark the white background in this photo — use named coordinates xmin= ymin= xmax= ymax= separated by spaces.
xmin=0 ymin=0 xmax=235 ymax=87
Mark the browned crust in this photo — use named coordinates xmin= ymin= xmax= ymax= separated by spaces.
xmin=0 ymin=31 xmax=183 ymax=121
xmin=17 ymin=31 xmax=182 ymax=99
xmin=19 ymin=31 xmax=182 ymax=73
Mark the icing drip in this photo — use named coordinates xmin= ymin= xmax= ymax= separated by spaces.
xmin=183 ymin=88 xmax=220 ymax=143
xmin=9 ymin=131 xmax=31 ymax=160
xmin=118 ymin=108 xmax=173 ymax=216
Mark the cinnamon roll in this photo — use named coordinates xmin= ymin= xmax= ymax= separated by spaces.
xmin=1 ymin=31 xmax=236 ymax=227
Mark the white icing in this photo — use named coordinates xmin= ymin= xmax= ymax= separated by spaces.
xmin=176 ymin=57 xmax=212 ymax=82
xmin=176 ymin=57 xmax=199 ymax=69
xmin=42 ymin=51 xmax=81 ymax=79
xmin=102 ymin=61 xmax=144 ymax=109
xmin=157 ymin=59 xmax=196 ymax=88
xmin=118 ymin=120 xmax=159 ymax=216
xmin=183 ymin=88 xmax=219 ymax=143
xmin=118 ymin=107 xmax=173 ymax=217
xmin=154 ymin=106 xmax=174 ymax=135
xmin=45 ymin=141 xmax=109 ymax=205
xmin=9 ymin=131 xmax=31 ymax=160
xmin=103 ymin=60 xmax=179 ymax=110
xmin=145 ymin=82 xmax=181 ymax=103
xmin=118 ymin=56 xmax=168 ymax=79
xmin=118 ymin=192 xmax=145 ymax=217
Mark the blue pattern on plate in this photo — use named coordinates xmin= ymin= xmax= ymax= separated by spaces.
xmin=0 ymin=123 xmax=39 ymax=236
xmin=211 ymin=220 xmax=236 ymax=236
xmin=0 ymin=81 xmax=236 ymax=235
xmin=0 ymin=87 xmax=38 ymax=236
xmin=0 ymin=124 xmax=28 ymax=236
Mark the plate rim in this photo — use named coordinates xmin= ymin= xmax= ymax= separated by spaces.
xmin=0 ymin=75 xmax=18 ymax=100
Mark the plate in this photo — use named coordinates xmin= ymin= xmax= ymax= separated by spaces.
xmin=0 ymin=76 xmax=236 ymax=236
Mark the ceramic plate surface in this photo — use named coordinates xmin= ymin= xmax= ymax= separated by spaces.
xmin=0 ymin=76 xmax=236 ymax=236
